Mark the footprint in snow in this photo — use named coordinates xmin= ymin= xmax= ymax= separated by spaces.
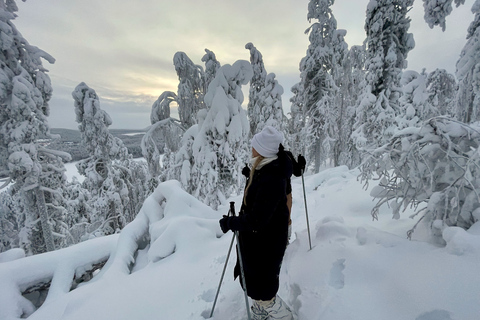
xmin=328 ymin=258 xmax=346 ymax=289
xmin=415 ymin=310 xmax=453 ymax=320
xmin=200 ymin=289 xmax=216 ymax=302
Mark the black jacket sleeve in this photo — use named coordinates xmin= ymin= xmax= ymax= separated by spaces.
xmin=285 ymin=151 xmax=303 ymax=177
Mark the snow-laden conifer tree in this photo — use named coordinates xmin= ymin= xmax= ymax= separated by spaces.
xmin=0 ymin=0 xmax=71 ymax=254
xmin=191 ymin=61 xmax=253 ymax=209
xmin=423 ymin=0 xmax=466 ymax=31
xmin=141 ymin=91 xmax=181 ymax=184
xmin=290 ymin=0 xmax=348 ymax=172
xmin=337 ymin=45 xmax=366 ymax=168
xmin=0 ymin=191 xmax=17 ymax=252
xmin=245 ymin=42 xmax=268 ymax=136
xmin=303 ymin=0 xmax=338 ymax=172
xmin=455 ymin=0 xmax=480 ymax=123
xmin=397 ymin=70 xmax=438 ymax=129
xmin=326 ymin=28 xmax=350 ymax=167
xmin=73 ymin=83 xmax=148 ymax=236
xmin=201 ymin=49 xmax=220 ymax=96
xmin=62 ymin=179 xmax=92 ymax=244
xmin=173 ymin=109 xmax=207 ymax=194
xmin=174 ymin=52 xmax=205 ymax=128
xmin=348 ymin=45 xmax=367 ymax=104
xmin=288 ymin=85 xmax=307 ymax=158
xmin=353 ymin=0 xmax=415 ymax=150
xmin=255 ymin=73 xmax=285 ymax=134
xmin=426 ymin=68 xmax=457 ymax=117
xmin=73 ymin=83 xmax=129 ymax=162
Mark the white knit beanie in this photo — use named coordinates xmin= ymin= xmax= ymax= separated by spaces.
xmin=251 ymin=126 xmax=284 ymax=158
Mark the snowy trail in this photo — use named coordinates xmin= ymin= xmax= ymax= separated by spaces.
xmin=2 ymin=167 xmax=480 ymax=320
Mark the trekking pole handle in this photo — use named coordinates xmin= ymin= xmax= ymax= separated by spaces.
xmin=229 ymin=201 xmax=235 ymax=217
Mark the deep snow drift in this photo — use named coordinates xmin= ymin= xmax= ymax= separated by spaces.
xmin=1 ymin=166 xmax=479 ymax=320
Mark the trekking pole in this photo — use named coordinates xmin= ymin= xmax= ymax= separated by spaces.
xmin=209 ymin=202 xmax=251 ymax=320
xmin=301 ymin=170 xmax=313 ymax=250
xmin=231 ymin=202 xmax=252 ymax=320
xmin=209 ymin=233 xmax=235 ymax=318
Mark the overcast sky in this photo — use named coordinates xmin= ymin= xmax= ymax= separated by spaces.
xmin=14 ymin=0 xmax=475 ymax=130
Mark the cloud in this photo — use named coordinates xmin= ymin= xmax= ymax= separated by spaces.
xmin=14 ymin=0 xmax=477 ymax=130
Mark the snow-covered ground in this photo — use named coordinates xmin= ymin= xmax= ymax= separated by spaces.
xmin=63 ymin=162 xmax=85 ymax=183
xmin=63 ymin=158 xmax=146 ymax=184
xmin=1 ymin=165 xmax=480 ymax=320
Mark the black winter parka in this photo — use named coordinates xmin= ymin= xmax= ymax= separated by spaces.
xmin=228 ymin=150 xmax=293 ymax=301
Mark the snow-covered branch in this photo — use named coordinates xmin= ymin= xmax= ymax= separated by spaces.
xmin=360 ymin=117 xmax=480 ymax=239
xmin=0 ymin=235 xmax=118 ymax=319
xmin=0 ymin=177 xmax=11 ymax=189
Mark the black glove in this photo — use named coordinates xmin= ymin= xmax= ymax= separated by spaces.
xmin=297 ymin=155 xmax=306 ymax=172
xmin=219 ymin=215 xmax=231 ymax=233
xmin=242 ymin=164 xmax=250 ymax=177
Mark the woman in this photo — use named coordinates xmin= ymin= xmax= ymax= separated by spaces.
xmin=243 ymin=149 xmax=306 ymax=244
xmin=219 ymin=126 xmax=294 ymax=320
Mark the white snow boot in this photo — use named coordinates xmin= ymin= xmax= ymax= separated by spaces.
xmin=251 ymin=300 xmax=270 ymax=320
xmin=252 ymin=295 xmax=293 ymax=320
xmin=264 ymin=295 xmax=293 ymax=320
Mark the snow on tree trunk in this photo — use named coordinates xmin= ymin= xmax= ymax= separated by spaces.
xmin=34 ymin=187 xmax=55 ymax=252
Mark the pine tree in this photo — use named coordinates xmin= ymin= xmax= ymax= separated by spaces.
xmin=201 ymin=49 xmax=220 ymax=96
xmin=173 ymin=110 xmax=207 ymax=194
xmin=291 ymin=0 xmax=347 ymax=172
xmin=0 ymin=0 xmax=69 ymax=254
xmin=245 ymin=42 xmax=268 ymax=136
xmin=326 ymin=28 xmax=350 ymax=167
xmin=288 ymin=83 xmax=307 ymax=158
xmin=337 ymin=44 xmax=366 ymax=168
xmin=174 ymin=52 xmax=205 ymax=128
xmin=141 ymin=91 xmax=180 ymax=181
xmin=191 ymin=61 xmax=252 ymax=209
xmin=63 ymin=179 xmax=92 ymax=244
xmin=73 ymin=83 xmax=148 ymax=235
xmin=423 ymin=0 xmax=466 ymax=31
xmin=255 ymin=73 xmax=285 ymax=134
xmin=397 ymin=70 xmax=437 ymax=129
xmin=0 ymin=190 xmax=17 ymax=251
xmin=426 ymin=68 xmax=457 ymax=117
xmin=353 ymin=0 xmax=415 ymax=150
xmin=455 ymin=1 xmax=480 ymax=123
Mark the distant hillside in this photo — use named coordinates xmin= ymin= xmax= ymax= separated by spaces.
xmin=48 ymin=128 xmax=147 ymax=161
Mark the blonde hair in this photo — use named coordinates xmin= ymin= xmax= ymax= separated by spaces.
xmin=243 ymin=156 xmax=265 ymax=206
